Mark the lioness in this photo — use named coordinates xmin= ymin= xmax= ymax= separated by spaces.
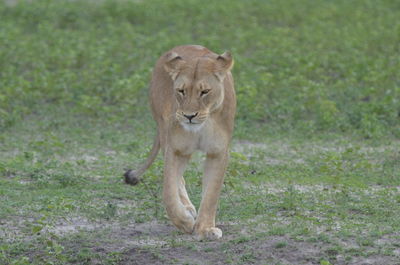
xmin=124 ymin=45 xmax=236 ymax=240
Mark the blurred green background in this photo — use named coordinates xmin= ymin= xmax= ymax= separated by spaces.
xmin=0 ymin=0 xmax=399 ymax=138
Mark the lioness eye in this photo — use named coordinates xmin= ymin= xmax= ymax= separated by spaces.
xmin=201 ymin=90 xmax=210 ymax=96
xmin=178 ymin=89 xmax=185 ymax=95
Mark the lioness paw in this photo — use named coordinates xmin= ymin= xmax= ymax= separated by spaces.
xmin=185 ymin=205 xmax=197 ymax=219
xmin=172 ymin=210 xmax=195 ymax=234
xmin=195 ymin=227 xmax=222 ymax=241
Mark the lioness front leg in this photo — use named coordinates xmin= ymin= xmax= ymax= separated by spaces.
xmin=179 ymin=177 xmax=197 ymax=218
xmin=163 ymin=150 xmax=195 ymax=233
xmin=194 ymin=152 xmax=228 ymax=240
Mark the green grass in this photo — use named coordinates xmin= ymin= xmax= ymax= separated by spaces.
xmin=1 ymin=108 xmax=399 ymax=264
xmin=1 ymin=0 xmax=399 ymax=137
xmin=1 ymin=0 xmax=400 ymax=264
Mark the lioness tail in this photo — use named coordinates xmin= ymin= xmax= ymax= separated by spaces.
xmin=124 ymin=132 xmax=160 ymax=185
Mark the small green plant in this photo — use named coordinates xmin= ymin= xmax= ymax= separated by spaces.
xmin=320 ymin=259 xmax=333 ymax=265
xmin=274 ymin=241 xmax=288 ymax=248
xmin=280 ymin=181 xmax=299 ymax=211
xmin=317 ymin=146 xmax=375 ymax=186
xmin=225 ymin=151 xmax=249 ymax=188
xmin=240 ymin=251 xmax=257 ymax=263
xmin=101 ymin=201 xmax=118 ymax=220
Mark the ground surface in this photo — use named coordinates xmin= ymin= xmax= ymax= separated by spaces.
xmin=1 ymin=0 xmax=399 ymax=264
xmin=1 ymin=110 xmax=399 ymax=265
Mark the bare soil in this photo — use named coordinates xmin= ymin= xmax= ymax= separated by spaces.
xmin=53 ymin=219 xmax=400 ymax=265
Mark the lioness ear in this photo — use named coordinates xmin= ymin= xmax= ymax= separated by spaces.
xmin=164 ymin=52 xmax=185 ymax=80
xmin=215 ymin=51 xmax=234 ymax=82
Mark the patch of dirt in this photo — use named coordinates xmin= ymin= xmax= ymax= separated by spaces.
xmin=68 ymin=221 xmax=397 ymax=265
xmin=120 ymin=241 xmax=228 ymax=265
xmin=118 ymin=234 xmax=400 ymax=265
xmin=50 ymin=217 xmax=104 ymax=236
xmin=233 ymin=141 xmax=305 ymax=166
xmin=6 ymin=212 xmax=399 ymax=265
xmin=120 ymin=247 xmax=164 ymax=265
xmin=351 ymin=256 xmax=400 ymax=265
xmin=233 ymin=139 xmax=400 ymax=167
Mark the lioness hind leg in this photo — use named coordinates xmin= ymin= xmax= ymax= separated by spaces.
xmin=163 ymin=151 xmax=195 ymax=234
xmin=179 ymin=177 xmax=197 ymax=218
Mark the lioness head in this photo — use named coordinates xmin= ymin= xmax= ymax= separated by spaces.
xmin=164 ymin=51 xmax=233 ymax=131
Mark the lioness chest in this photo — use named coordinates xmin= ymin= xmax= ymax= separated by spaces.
xmin=169 ymin=118 xmax=228 ymax=156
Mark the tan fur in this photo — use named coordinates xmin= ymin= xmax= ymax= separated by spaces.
xmin=127 ymin=45 xmax=236 ymax=240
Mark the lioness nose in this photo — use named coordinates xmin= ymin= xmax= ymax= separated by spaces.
xmin=183 ymin=112 xmax=198 ymax=122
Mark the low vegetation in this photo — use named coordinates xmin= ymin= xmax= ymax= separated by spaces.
xmin=1 ymin=0 xmax=399 ymax=264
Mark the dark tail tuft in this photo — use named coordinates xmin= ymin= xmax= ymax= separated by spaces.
xmin=124 ymin=169 xmax=140 ymax=185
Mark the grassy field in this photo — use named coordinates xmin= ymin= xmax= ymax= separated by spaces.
xmin=1 ymin=0 xmax=400 ymax=264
